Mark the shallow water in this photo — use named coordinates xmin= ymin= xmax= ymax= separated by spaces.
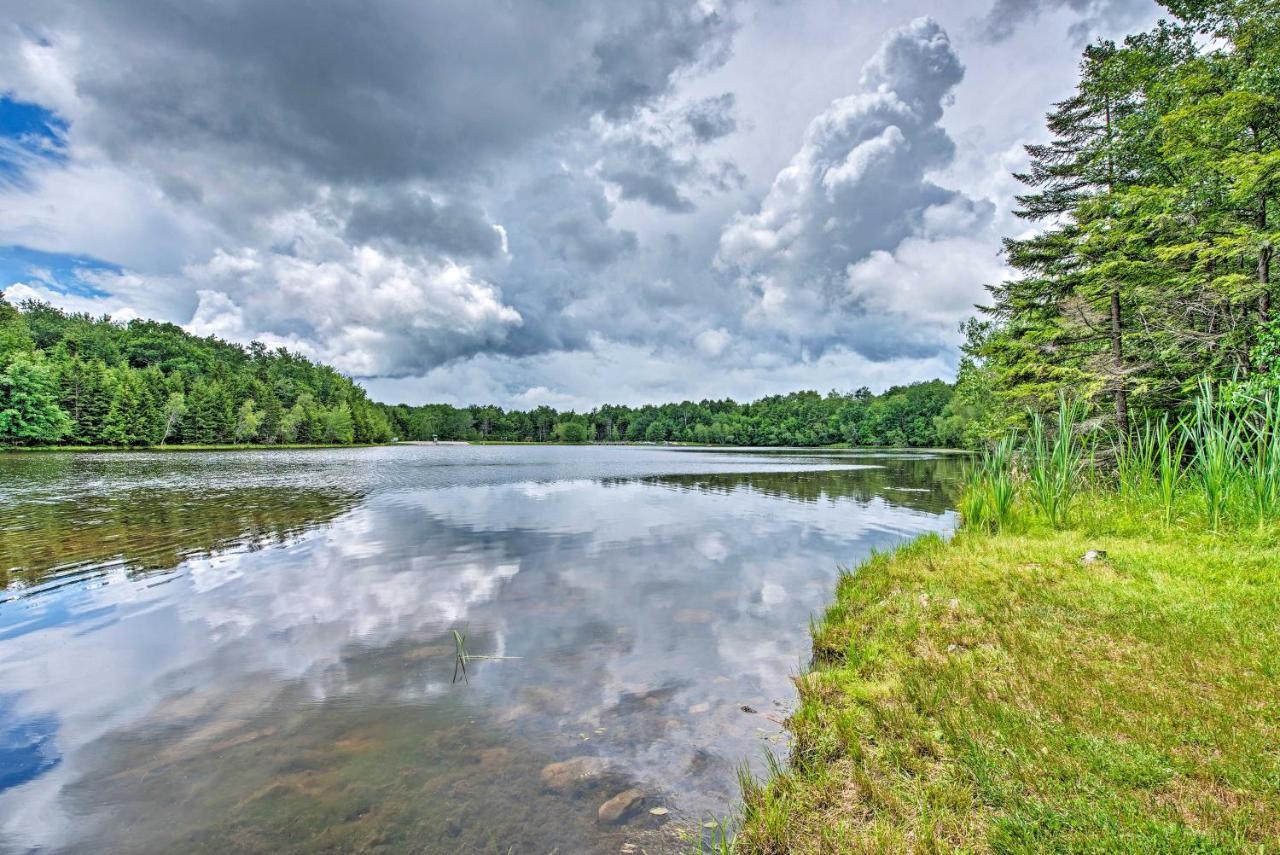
xmin=0 ymin=445 xmax=961 ymax=853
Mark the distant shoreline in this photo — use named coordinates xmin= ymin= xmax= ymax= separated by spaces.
xmin=463 ymin=440 xmax=969 ymax=452
xmin=1 ymin=441 xmax=970 ymax=454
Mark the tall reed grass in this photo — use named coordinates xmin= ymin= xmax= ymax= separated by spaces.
xmin=960 ymin=433 xmax=1017 ymax=532
xmin=1154 ymin=414 xmax=1187 ymax=527
xmin=1186 ymin=380 xmax=1241 ymax=532
xmin=959 ymin=383 xmax=1280 ymax=535
xmin=1115 ymin=417 xmax=1159 ymax=497
xmin=1025 ymin=396 xmax=1086 ymax=528
xmin=1244 ymin=394 xmax=1280 ymax=528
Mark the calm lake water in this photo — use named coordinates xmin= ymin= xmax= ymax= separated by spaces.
xmin=0 ymin=445 xmax=961 ymax=853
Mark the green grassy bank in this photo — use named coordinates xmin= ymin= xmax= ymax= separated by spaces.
xmin=736 ymin=502 xmax=1278 ymax=852
xmin=733 ymin=400 xmax=1280 ymax=852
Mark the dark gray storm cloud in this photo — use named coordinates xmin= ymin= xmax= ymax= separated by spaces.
xmin=600 ymin=141 xmax=699 ymax=212
xmin=596 ymin=94 xmax=746 ymax=214
xmin=685 ymin=93 xmax=739 ymax=142
xmin=15 ymin=0 xmax=737 ymax=188
xmin=980 ymin=0 xmax=1153 ymax=41
xmin=344 ymin=191 xmax=505 ymax=259
xmin=0 ymin=0 xmax=742 ymax=376
xmin=514 ymin=170 xmax=639 ymax=269
xmin=585 ymin=3 xmax=737 ymax=118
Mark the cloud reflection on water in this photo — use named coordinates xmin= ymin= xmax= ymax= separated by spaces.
xmin=0 ymin=446 xmax=960 ymax=852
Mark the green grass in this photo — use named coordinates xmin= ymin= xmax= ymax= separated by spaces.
xmin=734 ymin=492 xmax=1279 ymax=853
xmin=962 ymin=434 xmax=1017 ymax=533
xmin=1025 ymin=397 xmax=1087 ymax=528
xmin=1187 ymin=382 xmax=1246 ymax=533
xmin=736 ymin=388 xmax=1279 ymax=851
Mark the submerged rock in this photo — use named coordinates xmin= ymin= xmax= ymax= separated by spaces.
xmin=597 ymin=788 xmax=645 ymax=825
xmin=685 ymin=748 xmax=719 ymax=777
xmin=539 ymin=756 xmax=606 ymax=792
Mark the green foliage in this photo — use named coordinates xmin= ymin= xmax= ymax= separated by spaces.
xmin=552 ymin=420 xmax=589 ymax=443
xmin=101 ymin=368 xmax=161 ymax=446
xmin=0 ymin=297 xmax=35 ymax=360
xmin=159 ymin=391 xmax=186 ymax=445
xmin=257 ymin=389 xmax=284 ymax=444
xmin=1114 ymin=416 xmax=1160 ymax=497
xmin=320 ymin=403 xmax=355 ymax=444
xmin=1153 ymin=414 xmax=1189 ymax=526
xmin=937 ymin=324 xmax=1018 ymax=447
xmin=282 ymin=392 xmax=319 ymax=444
xmin=0 ymin=295 xmax=387 ymax=448
xmin=1235 ymin=317 xmax=1280 ymax=400
xmin=383 ymin=381 xmax=962 ymax=448
xmin=975 ymin=2 xmax=1280 ymax=426
xmin=2 ymin=294 xmax=966 ymax=451
xmin=56 ymin=356 xmax=115 ymax=444
xmin=186 ymin=379 xmax=234 ymax=444
xmin=234 ymin=399 xmax=262 ymax=443
xmin=0 ymin=351 xmax=72 ymax=445
xmin=951 ymin=0 xmax=1280 ymax=535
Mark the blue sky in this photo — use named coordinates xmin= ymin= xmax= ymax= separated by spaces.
xmin=0 ymin=97 xmax=112 ymax=301
xmin=0 ymin=96 xmax=66 ymax=181
xmin=0 ymin=244 xmax=116 ymax=301
xmin=0 ymin=0 xmax=1159 ymax=406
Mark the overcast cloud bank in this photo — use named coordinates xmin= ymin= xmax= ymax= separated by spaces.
xmin=0 ymin=0 xmax=1159 ymax=407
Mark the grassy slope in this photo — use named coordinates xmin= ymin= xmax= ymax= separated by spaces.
xmin=737 ymin=496 xmax=1280 ymax=853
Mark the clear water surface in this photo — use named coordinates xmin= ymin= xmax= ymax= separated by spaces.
xmin=0 ymin=444 xmax=962 ymax=853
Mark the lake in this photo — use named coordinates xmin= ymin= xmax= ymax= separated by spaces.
xmin=0 ymin=445 xmax=961 ymax=853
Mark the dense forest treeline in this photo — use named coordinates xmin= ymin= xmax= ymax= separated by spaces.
xmin=958 ymin=0 xmax=1280 ymax=439
xmin=380 ymin=380 xmax=960 ymax=447
xmin=0 ymin=298 xmax=394 ymax=446
xmin=0 ymin=296 xmax=963 ymax=449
